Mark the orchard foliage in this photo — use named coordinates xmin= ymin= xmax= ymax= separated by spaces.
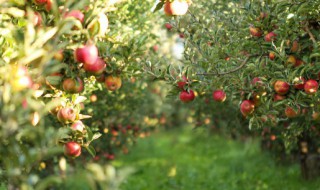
xmin=152 ymin=0 xmax=320 ymax=151
xmin=1 ymin=0 xmax=320 ymax=188
xmin=0 ymin=0 xmax=174 ymax=188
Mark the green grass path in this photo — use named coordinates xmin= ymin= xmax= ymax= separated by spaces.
xmin=115 ymin=128 xmax=320 ymax=190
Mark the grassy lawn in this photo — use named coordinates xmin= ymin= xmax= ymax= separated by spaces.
xmin=115 ymin=127 xmax=320 ymax=190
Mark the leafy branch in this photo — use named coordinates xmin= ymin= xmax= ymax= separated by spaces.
xmin=196 ymin=54 xmax=260 ymax=76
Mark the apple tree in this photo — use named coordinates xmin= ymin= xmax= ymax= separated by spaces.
xmin=152 ymin=0 xmax=320 ymax=178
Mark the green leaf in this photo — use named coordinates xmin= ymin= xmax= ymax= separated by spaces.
xmin=86 ymin=145 xmax=96 ymax=158
xmin=92 ymin=133 xmax=102 ymax=141
xmin=153 ymin=1 xmax=164 ymax=13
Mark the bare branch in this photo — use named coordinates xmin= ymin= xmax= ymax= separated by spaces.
xmin=304 ymin=24 xmax=317 ymax=45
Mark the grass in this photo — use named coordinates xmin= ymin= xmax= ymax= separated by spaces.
xmin=115 ymin=127 xmax=320 ymax=190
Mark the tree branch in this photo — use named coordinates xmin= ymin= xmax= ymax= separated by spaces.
xmin=304 ymin=24 xmax=317 ymax=45
xmin=196 ymin=54 xmax=258 ymax=76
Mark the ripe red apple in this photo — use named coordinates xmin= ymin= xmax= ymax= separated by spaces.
xmin=64 ymin=10 xmax=84 ymax=23
xmin=33 ymin=0 xmax=47 ymax=5
xmin=57 ymin=107 xmax=76 ymax=124
xmin=312 ymin=112 xmax=320 ymax=122
xmin=180 ymin=90 xmax=195 ymax=103
xmin=152 ymin=45 xmax=159 ymax=52
xmin=293 ymin=77 xmax=305 ymax=90
xmin=45 ymin=0 xmax=52 ymax=12
xmin=274 ymin=80 xmax=290 ymax=95
xmin=177 ymin=76 xmax=188 ymax=89
xmin=240 ymin=100 xmax=255 ymax=116
xmin=62 ymin=77 xmax=84 ymax=93
xmin=106 ymin=153 xmax=115 ymax=160
xmin=83 ymin=57 xmax=106 ymax=75
xmin=179 ymin=33 xmax=185 ymax=38
xmin=285 ymin=106 xmax=300 ymax=118
xmin=270 ymin=135 xmax=276 ymax=141
xmin=74 ymin=43 xmax=98 ymax=65
xmin=165 ymin=23 xmax=172 ymax=30
xmin=269 ymin=52 xmax=275 ymax=60
xmin=71 ymin=120 xmax=85 ymax=132
xmin=304 ymin=79 xmax=318 ymax=95
xmin=264 ymin=31 xmax=277 ymax=42
xmin=164 ymin=0 xmax=189 ymax=16
xmin=212 ymin=90 xmax=226 ymax=102
xmin=105 ymin=75 xmax=122 ymax=91
xmin=251 ymin=77 xmax=263 ymax=86
xmin=64 ymin=142 xmax=81 ymax=157
xmin=259 ymin=12 xmax=268 ymax=20
xmin=249 ymin=26 xmax=262 ymax=37
xmin=291 ymin=40 xmax=299 ymax=52
xmin=294 ymin=59 xmax=305 ymax=67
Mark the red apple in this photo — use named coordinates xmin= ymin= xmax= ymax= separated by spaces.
xmin=274 ymin=80 xmax=290 ymax=95
xmin=249 ymin=26 xmax=262 ymax=37
xmin=177 ymin=76 xmax=188 ymax=89
xmin=164 ymin=0 xmax=189 ymax=16
xmin=212 ymin=90 xmax=226 ymax=102
xmin=105 ymin=75 xmax=122 ymax=91
xmin=291 ymin=40 xmax=299 ymax=52
xmin=269 ymin=52 xmax=275 ymax=60
xmin=270 ymin=135 xmax=276 ymax=141
xmin=264 ymin=31 xmax=277 ymax=42
xmin=74 ymin=43 xmax=98 ymax=65
xmin=153 ymin=45 xmax=159 ymax=52
xmin=294 ymin=59 xmax=305 ymax=67
xmin=285 ymin=106 xmax=300 ymax=118
xmin=83 ymin=57 xmax=106 ymax=75
xmin=57 ymin=107 xmax=76 ymax=124
xmin=251 ymin=77 xmax=263 ymax=86
xmin=165 ymin=23 xmax=172 ymax=30
xmin=304 ymin=79 xmax=318 ymax=95
xmin=64 ymin=10 xmax=84 ymax=23
xmin=180 ymin=90 xmax=195 ymax=103
xmin=240 ymin=100 xmax=255 ymax=116
xmin=312 ymin=112 xmax=320 ymax=122
xmin=293 ymin=77 xmax=305 ymax=90
xmin=106 ymin=153 xmax=115 ymax=160
xmin=179 ymin=33 xmax=185 ymax=38
xmin=62 ymin=77 xmax=84 ymax=93
xmin=45 ymin=0 xmax=52 ymax=12
xmin=71 ymin=120 xmax=85 ymax=132
xmin=33 ymin=0 xmax=47 ymax=5
xmin=64 ymin=142 xmax=81 ymax=157
xmin=273 ymin=94 xmax=286 ymax=102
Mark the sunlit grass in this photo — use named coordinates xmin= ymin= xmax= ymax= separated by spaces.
xmin=116 ymin=127 xmax=320 ymax=190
